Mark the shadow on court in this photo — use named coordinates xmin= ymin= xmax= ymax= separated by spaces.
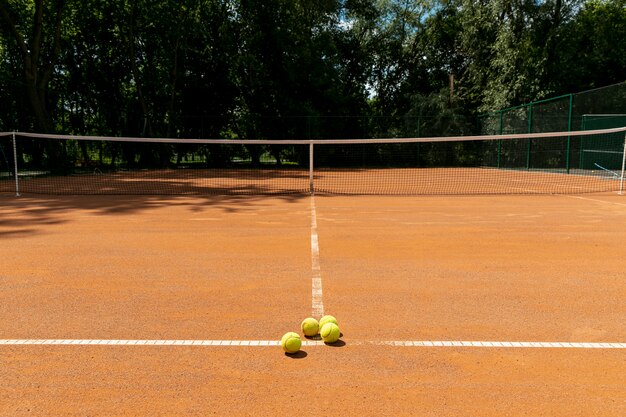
xmin=0 ymin=189 xmax=308 ymax=238
xmin=285 ymin=351 xmax=308 ymax=359
xmin=325 ymin=340 xmax=347 ymax=348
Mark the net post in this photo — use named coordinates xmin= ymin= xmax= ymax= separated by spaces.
xmin=12 ymin=131 xmax=20 ymax=197
xmin=619 ymin=135 xmax=626 ymax=195
xmin=309 ymin=142 xmax=314 ymax=195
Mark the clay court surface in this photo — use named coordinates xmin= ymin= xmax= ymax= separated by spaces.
xmin=1 ymin=192 xmax=625 ymax=415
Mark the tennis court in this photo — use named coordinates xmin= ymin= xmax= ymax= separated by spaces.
xmin=1 ymin=187 xmax=625 ymax=415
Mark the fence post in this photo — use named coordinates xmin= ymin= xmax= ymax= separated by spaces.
xmin=526 ymin=102 xmax=533 ymax=169
xmin=566 ymin=93 xmax=573 ymax=174
xmin=619 ymin=135 xmax=626 ymax=195
xmin=497 ymin=111 xmax=503 ymax=168
xmin=12 ymin=131 xmax=20 ymax=197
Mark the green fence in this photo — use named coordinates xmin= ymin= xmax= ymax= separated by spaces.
xmin=480 ymin=82 xmax=626 ymax=172
xmin=480 ymin=82 xmax=626 ymax=135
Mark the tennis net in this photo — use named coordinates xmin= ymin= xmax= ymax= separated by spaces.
xmin=1 ymin=128 xmax=625 ymax=196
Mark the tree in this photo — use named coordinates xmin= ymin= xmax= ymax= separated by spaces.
xmin=0 ymin=0 xmax=66 ymax=133
xmin=557 ymin=0 xmax=626 ymax=91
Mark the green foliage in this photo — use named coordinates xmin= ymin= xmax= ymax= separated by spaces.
xmin=0 ymin=0 xmax=624 ymax=158
xmin=557 ymin=0 xmax=626 ymax=91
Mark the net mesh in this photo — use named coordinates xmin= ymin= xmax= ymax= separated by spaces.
xmin=1 ymin=128 xmax=624 ymax=196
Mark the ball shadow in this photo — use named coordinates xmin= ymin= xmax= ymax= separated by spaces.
xmin=285 ymin=350 xmax=308 ymax=359
xmin=324 ymin=340 xmax=346 ymax=348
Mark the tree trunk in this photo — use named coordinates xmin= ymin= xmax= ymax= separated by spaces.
xmin=128 ymin=0 xmax=154 ymax=138
xmin=0 ymin=0 xmax=63 ymax=133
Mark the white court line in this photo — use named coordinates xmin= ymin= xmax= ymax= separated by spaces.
xmin=566 ymin=195 xmax=626 ymax=207
xmin=363 ymin=341 xmax=626 ymax=349
xmin=310 ymin=196 xmax=324 ymax=317
xmin=0 ymin=339 xmax=624 ymax=349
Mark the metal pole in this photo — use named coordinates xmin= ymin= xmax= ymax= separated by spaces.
xmin=12 ymin=132 xmax=20 ymax=197
xmin=497 ymin=111 xmax=503 ymax=168
xmin=566 ymin=94 xmax=573 ymax=174
xmin=619 ymin=135 xmax=626 ymax=195
xmin=309 ymin=143 xmax=314 ymax=195
xmin=526 ymin=102 xmax=533 ymax=169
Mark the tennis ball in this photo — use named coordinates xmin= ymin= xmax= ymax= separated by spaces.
xmin=318 ymin=315 xmax=338 ymax=330
xmin=301 ymin=318 xmax=320 ymax=337
xmin=281 ymin=332 xmax=302 ymax=354
xmin=320 ymin=322 xmax=340 ymax=343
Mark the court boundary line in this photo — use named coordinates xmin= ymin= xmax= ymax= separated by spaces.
xmin=310 ymin=195 xmax=324 ymax=317
xmin=0 ymin=339 xmax=624 ymax=349
xmin=566 ymin=195 xmax=626 ymax=207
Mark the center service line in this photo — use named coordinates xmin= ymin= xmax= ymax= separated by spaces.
xmin=310 ymin=195 xmax=324 ymax=317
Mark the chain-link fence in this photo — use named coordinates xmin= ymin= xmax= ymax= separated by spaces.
xmin=479 ymin=82 xmax=626 ymax=172
xmin=480 ymin=82 xmax=626 ymax=135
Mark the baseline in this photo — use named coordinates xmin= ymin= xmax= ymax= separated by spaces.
xmin=1 ymin=339 xmax=624 ymax=349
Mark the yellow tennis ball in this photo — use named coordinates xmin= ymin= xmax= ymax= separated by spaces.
xmin=280 ymin=332 xmax=302 ymax=354
xmin=318 ymin=315 xmax=338 ymax=330
xmin=301 ymin=318 xmax=320 ymax=337
xmin=320 ymin=322 xmax=340 ymax=343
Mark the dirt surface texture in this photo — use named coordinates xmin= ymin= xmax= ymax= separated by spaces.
xmin=1 ymin=192 xmax=625 ymax=416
